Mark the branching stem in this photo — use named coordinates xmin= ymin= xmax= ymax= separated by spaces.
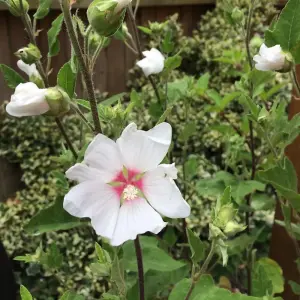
xmin=60 ymin=0 xmax=101 ymax=134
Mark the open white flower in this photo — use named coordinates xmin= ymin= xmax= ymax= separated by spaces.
xmin=17 ymin=60 xmax=40 ymax=77
xmin=64 ymin=122 xmax=190 ymax=246
xmin=253 ymin=43 xmax=285 ymax=71
xmin=136 ymin=48 xmax=165 ymax=77
xmin=6 ymin=82 xmax=49 ymax=117
xmin=114 ymin=0 xmax=132 ymax=13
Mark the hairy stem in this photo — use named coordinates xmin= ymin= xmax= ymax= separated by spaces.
xmin=244 ymin=1 xmax=256 ymax=295
xmin=134 ymin=236 xmax=145 ymax=300
xmin=60 ymin=0 xmax=101 ymax=134
xmin=127 ymin=6 xmax=162 ymax=103
xmin=291 ymin=68 xmax=300 ymax=97
xmin=55 ymin=118 xmax=78 ymax=159
xmin=18 ymin=3 xmax=78 ymax=160
xmin=185 ymin=239 xmax=216 ymax=300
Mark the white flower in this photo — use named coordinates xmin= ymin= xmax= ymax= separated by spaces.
xmin=253 ymin=43 xmax=285 ymax=71
xmin=136 ymin=48 xmax=165 ymax=77
xmin=17 ymin=60 xmax=40 ymax=77
xmin=64 ymin=122 xmax=190 ymax=246
xmin=114 ymin=0 xmax=132 ymax=13
xmin=6 ymin=82 xmax=49 ymax=117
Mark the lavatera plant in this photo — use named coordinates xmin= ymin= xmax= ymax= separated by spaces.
xmin=1 ymin=0 xmax=300 ymax=299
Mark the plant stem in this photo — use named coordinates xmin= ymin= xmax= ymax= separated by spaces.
xmin=60 ymin=0 xmax=101 ymax=134
xmin=291 ymin=68 xmax=300 ymax=97
xmin=134 ymin=236 xmax=145 ymax=300
xmin=127 ymin=5 xmax=162 ymax=103
xmin=55 ymin=118 xmax=78 ymax=159
xmin=18 ymin=4 xmax=78 ymax=160
xmin=70 ymin=103 xmax=95 ymax=132
xmin=244 ymin=1 xmax=256 ymax=295
xmin=184 ymin=239 xmax=216 ymax=300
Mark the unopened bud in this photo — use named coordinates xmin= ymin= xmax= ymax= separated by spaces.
xmin=45 ymin=87 xmax=70 ymax=116
xmin=224 ymin=221 xmax=246 ymax=237
xmin=87 ymin=0 xmax=126 ymax=37
xmin=15 ymin=44 xmax=42 ymax=65
xmin=214 ymin=205 xmax=235 ymax=229
xmin=231 ymin=7 xmax=244 ymax=23
xmin=8 ymin=0 xmax=29 ymax=16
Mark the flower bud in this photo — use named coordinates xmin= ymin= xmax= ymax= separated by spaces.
xmin=87 ymin=0 xmax=127 ymax=37
xmin=209 ymin=224 xmax=226 ymax=240
xmin=45 ymin=87 xmax=70 ymax=116
xmin=253 ymin=43 xmax=293 ymax=73
xmin=17 ymin=60 xmax=45 ymax=88
xmin=8 ymin=0 xmax=29 ymax=16
xmin=223 ymin=221 xmax=246 ymax=237
xmin=15 ymin=44 xmax=42 ymax=65
xmin=231 ymin=7 xmax=243 ymax=24
xmin=214 ymin=205 xmax=235 ymax=229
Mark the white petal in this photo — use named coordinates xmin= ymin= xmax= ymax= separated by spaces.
xmin=110 ymin=198 xmax=167 ymax=246
xmin=143 ymin=165 xmax=190 ymax=218
xmin=117 ymin=122 xmax=172 ymax=172
xmin=66 ymin=163 xmax=106 ymax=183
xmin=84 ymin=134 xmax=123 ymax=182
xmin=136 ymin=48 xmax=165 ymax=76
xmin=17 ymin=60 xmax=39 ymax=77
xmin=64 ymin=181 xmax=120 ymax=240
xmin=6 ymin=83 xmax=49 ymax=117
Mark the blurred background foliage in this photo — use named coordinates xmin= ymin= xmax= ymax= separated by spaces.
xmin=0 ymin=0 xmax=291 ymax=298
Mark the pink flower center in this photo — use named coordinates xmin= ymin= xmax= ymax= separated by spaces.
xmin=111 ymin=169 xmax=144 ymax=202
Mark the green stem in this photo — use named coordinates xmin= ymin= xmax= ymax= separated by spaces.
xmin=184 ymin=239 xmax=217 ymax=300
xmin=55 ymin=118 xmax=78 ymax=159
xmin=70 ymin=102 xmax=95 ymax=132
xmin=60 ymin=0 xmax=101 ymax=134
xmin=291 ymin=68 xmax=300 ymax=97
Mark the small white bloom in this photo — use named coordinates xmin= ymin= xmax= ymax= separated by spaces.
xmin=114 ymin=0 xmax=132 ymax=13
xmin=253 ymin=43 xmax=285 ymax=71
xmin=64 ymin=122 xmax=190 ymax=246
xmin=6 ymin=82 xmax=49 ymax=117
xmin=17 ymin=60 xmax=40 ymax=77
xmin=136 ymin=48 xmax=165 ymax=77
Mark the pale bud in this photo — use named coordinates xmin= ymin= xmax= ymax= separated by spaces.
xmin=45 ymin=87 xmax=70 ymax=116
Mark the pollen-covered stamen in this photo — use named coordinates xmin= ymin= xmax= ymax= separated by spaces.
xmin=123 ymin=184 xmax=139 ymax=201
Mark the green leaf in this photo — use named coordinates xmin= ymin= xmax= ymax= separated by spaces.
xmin=206 ymin=89 xmax=222 ymax=106
xmin=252 ymin=258 xmax=284 ymax=296
xmin=168 ymin=278 xmax=192 ymax=300
xmin=163 ymin=226 xmax=177 ymax=247
xmin=25 ymin=196 xmax=83 ymax=234
xmin=20 ymin=285 xmax=33 ymax=300
xmin=101 ymin=92 xmax=126 ymax=106
xmin=59 ymin=291 xmax=85 ymax=300
xmin=231 ymin=180 xmax=265 ymax=204
xmin=184 ymin=155 xmax=198 ymax=180
xmin=111 ymin=254 xmax=126 ymax=297
xmin=48 ymin=14 xmax=64 ymax=57
xmin=265 ymin=0 xmax=300 ymax=63
xmin=178 ymin=122 xmax=197 ymax=142
xmin=122 ymin=236 xmax=186 ymax=273
xmin=258 ymin=157 xmax=300 ymax=211
xmin=0 ymin=64 xmax=25 ymax=89
xmin=34 ymin=0 xmax=52 ymax=19
xmin=138 ymin=26 xmax=152 ymax=35
xmin=90 ymin=262 xmax=111 ymax=277
xmin=186 ymin=228 xmax=206 ymax=263
xmin=169 ymin=275 xmax=278 ymax=300
xmin=101 ymin=294 xmax=120 ymax=300
xmin=57 ymin=62 xmax=77 ymax=98
xmin=76 ymin=99 xmax=90 ymax=110
xmin=251 ymin=193 xmax=275 ymax=211
xmin=162 ymin=31 xmax=174 ymax=54
xmin=164 ymin=54 xmax=182 ymax=72
xmin=40 ymin=243 xmax=63 ymax=269
xmin=289 ymin=281 xmax=300 ymax=295
xmin=196 ymin=73 xmax=210 ymax=95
